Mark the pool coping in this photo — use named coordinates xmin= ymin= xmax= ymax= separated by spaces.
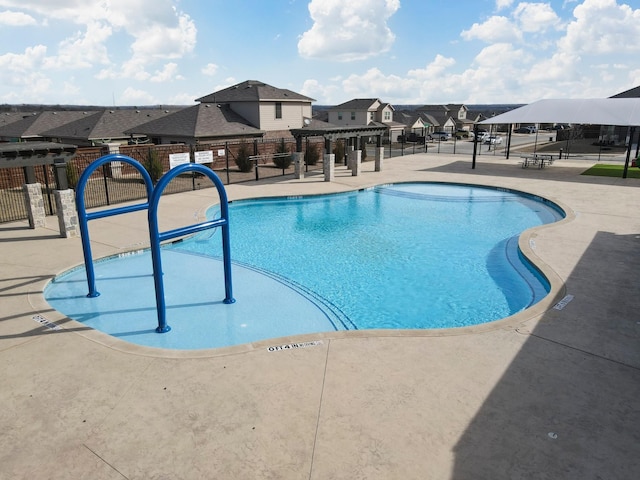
xmin=31 ymin=182 xmax=575 ymax=359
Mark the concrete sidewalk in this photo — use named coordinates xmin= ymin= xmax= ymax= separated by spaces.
xmin=1 ymin=153 xmax=639 ymax=479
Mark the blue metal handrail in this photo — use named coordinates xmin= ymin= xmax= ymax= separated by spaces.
xmin=148 ymin=163 xmax=235 ymax=333
xmin=75 ymin=154 xmax=154 ymax=297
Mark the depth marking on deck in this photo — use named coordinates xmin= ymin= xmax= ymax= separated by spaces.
xmin=32 ymin=314 xmax=60 ymax=330
xmin=267 ymin=340 xmax=323 ymax=352
xmin=553 ymin=294 xmax=574 ymax=310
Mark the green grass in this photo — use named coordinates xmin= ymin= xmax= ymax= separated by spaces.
xmin=581 ymin=163 xmax=640 ymax=179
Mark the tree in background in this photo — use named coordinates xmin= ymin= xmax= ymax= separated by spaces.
xmin=143 ymin=148 xmax=163 ymax=184
xmin=235 ymin=141 xmax=254 ymax=172
xmin=304 ymin=142 xmax=319 ymax=166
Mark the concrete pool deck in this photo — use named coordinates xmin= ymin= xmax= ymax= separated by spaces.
xmin=1 ymin=153 xmax=639 ymax=479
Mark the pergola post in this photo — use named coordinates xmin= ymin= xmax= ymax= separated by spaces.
xmin=323 ymin=136 xmax=334 ymax=181
xmin=375 ymin=135 xmax=384 ymax=171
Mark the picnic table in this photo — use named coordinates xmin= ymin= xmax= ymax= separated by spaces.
xmin=521 ymin=153 xmax=555 ymax=169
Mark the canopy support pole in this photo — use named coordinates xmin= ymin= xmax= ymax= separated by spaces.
xmin=623 ymin=126 xmax=636 ymax=179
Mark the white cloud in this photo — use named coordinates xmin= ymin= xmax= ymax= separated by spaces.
xmin=525 ymin=51 xmax=580 ymax=83
xmin=298 ymin=0 xmax=400 ymax=61
xmin=461 ymin=16 xmax=523 ymax=43
xmin=202 ymin=63 xmax=219 ymax=76
xmin=496 ymin=0 xmax=514 ymax=9
xmin=408 ymin=55 xmax=456 ymax=80
xmin=341 ymin=67 xmax=410 ymax=98
xmin=43 ymin=22 xmax=112 ymax=70
xmin=129 ymin=12 xmax=196 ymax=61
xmin=119 ymin=86 xmax=157 ymax=105
xmin=513 ymin=3 xmax=562 ymax=32
xmin=168 ymin=92 xmax=198 ymax=105
xmin=0 ymin=44 xmax=47 ymax=74
xmin=0 ymin=0 xmax=197 ymax=80
xmin=150 ymin=63 xmax=184 ymax=83
xmin=0 ymin=9 xmax=36 ymax=25
xmin=558 ymin=0 xmax=640 ymax=55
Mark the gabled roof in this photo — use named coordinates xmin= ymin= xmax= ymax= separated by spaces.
xmin=196 ymin=80 xmax=315 ymax=103
xmin=446 ymin=104 xmax=467 ymax=112
xmin=610 ymin=86 xmax=640 ymax=98
xmin=0 ymin=111 xmax=93 ymax=139
xmin=396 ymin=111 xmax=439 ymax=128
xmin=125 ymin=103 xmax=263 ymax=139
xmin=41 ymin=108 xmax=183 ymax=141
xmin=417 ymin=105 xmax=450 ymax=113
xmin=329 ymin=98 xmax=381 ymax=111
xmin=0 ymin=112 xmax=28 ymax=129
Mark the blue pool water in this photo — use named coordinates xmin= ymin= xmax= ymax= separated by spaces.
xmin=45 ymin=183 xmax=564 ymax=350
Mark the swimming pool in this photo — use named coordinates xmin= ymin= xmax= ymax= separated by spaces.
xmin=45 ymin=182 xmax=564 ymax=350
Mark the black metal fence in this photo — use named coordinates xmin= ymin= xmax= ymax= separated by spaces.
xmin=0 ymin=137 xmax=326 ymax=224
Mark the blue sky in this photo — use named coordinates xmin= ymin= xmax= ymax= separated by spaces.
xmin=0 ymin=0 xmax=638 ymax=106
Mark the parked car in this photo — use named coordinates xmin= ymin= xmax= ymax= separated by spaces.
xmin=483 ymin=135 xmax=503 ymax=145
xmin=514 ymin=126 xmax=536 ymax=134
xmin=430 ymin=131 xmax=451 ymax=141
xmin=397 ymin=133 xmax=426 ymax=143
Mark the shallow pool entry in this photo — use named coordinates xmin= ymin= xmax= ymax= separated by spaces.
xmin=46 ymin=183 xmax=563 ymax=350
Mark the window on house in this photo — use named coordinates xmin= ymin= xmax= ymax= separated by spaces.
xmin=275 ymin=102 xmax=282 ymax=119
xmin=370 ymin=112 xmax=374 ymax=121
xmin=338 ymin=112 xmax=343 ymax=120
xmin=384 ymin=111 xmax=391 ymax=121
xmin=351 ymin=112 xmax=356 ymax=120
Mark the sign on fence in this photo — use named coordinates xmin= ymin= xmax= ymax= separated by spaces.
xmin=169 ymin=152 xmax=190 ymax=169
xmin=194 ymin=150 xmax=213 ymax=164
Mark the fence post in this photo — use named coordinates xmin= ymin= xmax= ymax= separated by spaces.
xmin=225 ymin=142 xmax=230 ymax=184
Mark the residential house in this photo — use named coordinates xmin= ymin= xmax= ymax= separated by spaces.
xmin=124 ymin=102 xmax=264 ymax=145
xmin=127 ymin=80 xmax=316 ymax=145
xmin=394 ymin=110 xmax=439 ymax=139
xmin=41 ymin=108 xmax=183 ymax=148
xmin=415 ymin=105 xmax=461 ymax=134
xmin=0 ymin=110 xmax=97 ymax=142
xmin=327 ymin=98 xmax=405 ymax=142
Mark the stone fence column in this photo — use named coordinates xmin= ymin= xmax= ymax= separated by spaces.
xmin=293 ymin=152 xmax=305 ymax=179
xmin=375 ymin=147 xmax=384 ymax=172
xmin=54 ymin=189 xmax=80 ymax=238
xmin=23 ymin=183 xmax=46 ymax=229
xmin=349 ymin=150 xmax=362 ymax=176
xmin=323 ymin=154 xmax=335 ymax=182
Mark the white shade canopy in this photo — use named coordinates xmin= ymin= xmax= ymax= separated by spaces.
xmin=480 ymin=98 xmax=640 ymax=126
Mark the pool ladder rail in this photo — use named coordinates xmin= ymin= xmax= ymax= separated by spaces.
xmin=76 ymin=154 xmax=234 ymax=334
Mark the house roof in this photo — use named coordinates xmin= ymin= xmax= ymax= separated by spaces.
xmin=0 ymin=110 xmax=94 ymax=139
xmin=396 ymin=111 xmax=440 ymax=128
xmin=480 ymin=98 xmax=640 ymax=126
xmin=416 ymin=105 xmax=450 ymax=113
xmin=41 ymin=108 xmax=183 ymax=142
xmin=196 ymin=80 xmax=315 ymax=103
xmin=0 ymin=112 xmax=29 ymax=129
xmin=125 ymin=103 xmax=263 ymax=139
xmin=329 ymin=98 xmax=381 ymax=110
xmin=610 ymin=86 xmax=640 ymax=98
